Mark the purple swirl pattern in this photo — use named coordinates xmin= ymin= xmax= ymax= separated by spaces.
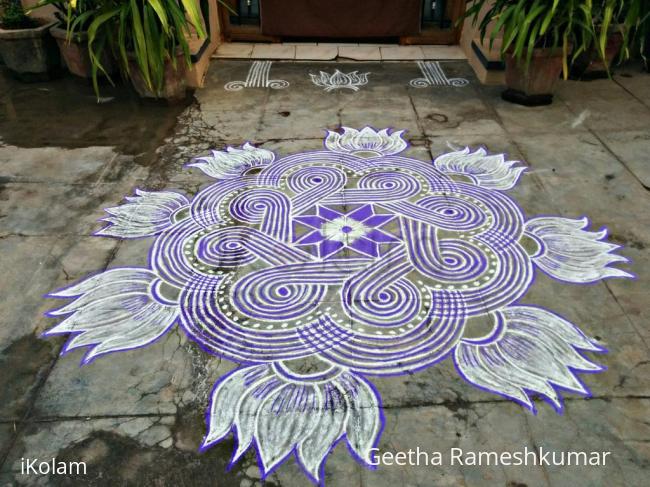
xmin=153 ymin=144 xmax=536 ymax=369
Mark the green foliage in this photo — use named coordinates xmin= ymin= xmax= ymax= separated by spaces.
xmin=1 ymin=0 xmax=38 ymax=29
xmin=618 ymin=0 xmax=650 ymax=64
xmin=30 ymin=0 xmax=224 ymax=97
xmin=462 ymin=0 xmax=650 ymax=76
xmin=590 ymin=1 xmax=650 ymax=66
xmin=30 ymin=1 xmax=99 ymax=38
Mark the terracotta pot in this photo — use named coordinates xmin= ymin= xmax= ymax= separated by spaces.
xmin=502 ymin=48 xmax=564 ymax=106
xmin=0 ymin=19 xmax=60 ymax=80
xmin=127 ymin=51 xmax=187 ymax=100
xmin=590 ymin=32 xmax=624 ymax=72
xmin=50 ymin=24 xmax=115 ymax=79
xmin=573 ymin=32 xmax=624 ymax=79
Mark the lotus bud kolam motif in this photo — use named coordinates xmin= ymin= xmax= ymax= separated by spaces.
xmin=310 ymin=70 xmax=370 ymax=91
xmin=44 ymin=127 xmax=633 ymax=484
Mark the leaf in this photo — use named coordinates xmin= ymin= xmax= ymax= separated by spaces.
xmin=87 ymin=6 xmax=121 ymax=96
xmin=143 ymin=3 xmax=164 ymax=94
xmin=147 ymin=0 xmax=169 ymax=34
xmin=179 ymin=0 xmax=206 ymax=38
xmin=130 ymin=0 xmax=152 ymax=91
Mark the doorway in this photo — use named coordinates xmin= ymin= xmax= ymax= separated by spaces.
xmin=220 ymin=0 xmax=465 ymax=45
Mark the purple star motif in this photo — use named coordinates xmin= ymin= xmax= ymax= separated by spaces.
xmin=293 ymin=204 xmax=400 ymax=258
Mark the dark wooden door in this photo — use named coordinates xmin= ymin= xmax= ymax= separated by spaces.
xmin=220 ymin=0 xmax=465 ymax=45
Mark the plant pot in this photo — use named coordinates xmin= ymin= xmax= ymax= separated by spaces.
xmin=50 ymin=24 xmax=115 ymax=79
xmin=127 ymin=52 xmax=187 ymax=101
xmin=0 ymin=19 xmax=60 ymax=81
xmin=570 ymin=32 xmax=624 ymax=80
xmin=502 ymin=48 xmax=564 ymax=106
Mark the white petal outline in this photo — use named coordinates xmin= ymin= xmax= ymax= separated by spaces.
xmin=256 ymin=384 xmax=322 ymax=474
xmin=433 ymin=147 xmax=526 ymax=190
xmin=201 ymin=364 xmax=270 ymax=449
xmin=525 ymin=216 xmax=634 ymax=283
xmin=325 ymin=126 xmax=408 ymax=156
xmin=296 ymin=383 xmax=349 ymax=482
xmin=342 ymin=373 xmax=383 ymax=465
xmin=232 ymin=375 xmax=283 ymax=463
xmin=44 ymin=267 xmax=179 ymax=364
xmin=187 ymin=143 xmax=275 ymax=180
xmin=454 ymin=306 xmax=605 ymax=413
xmin=96 ymin=189 xmax=189 ymax=238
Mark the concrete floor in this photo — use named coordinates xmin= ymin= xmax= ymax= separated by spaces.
xmin=0 ymin=60 xmax=649 ymax=486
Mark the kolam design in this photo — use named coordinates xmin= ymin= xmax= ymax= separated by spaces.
xmin=44 ymin=127 xmax=633 ymax=485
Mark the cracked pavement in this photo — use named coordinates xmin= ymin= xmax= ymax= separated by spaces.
xmin=0 ymin=60 xmax=649 ymax=486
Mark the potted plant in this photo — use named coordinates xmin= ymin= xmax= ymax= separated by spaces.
xmin=571 ymin=1 xmax=649 ymax=79
xmin=82 ymin=0 xmax=209 ymax=100
xmin=29 ymin=0 xmax=109 ymax=79
xmin=0 ymin=0 xmax=59 ymax=80
xmin=463 ymin=0 xmax=614 ymax=105
xmin=624 ymin=0 xmax=650 ymax=70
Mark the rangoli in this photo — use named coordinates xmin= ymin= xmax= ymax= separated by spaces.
xmin=310 ymin=70 xmax=370 ymax=91
xmin=225 ymin=61 xmax=289 ymax=91
xmin=410 ymin=61 xmax=469 ymax=88
xmin=45 ymin=127 xmax=632 ymax=484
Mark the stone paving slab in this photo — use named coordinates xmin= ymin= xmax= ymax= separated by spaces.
xmin=4 ymin=399 xmax=646 ymax=485
xmin=213 ymin=43 xmax=466 ymax=62
xmin=0 ymin=146 xmax=118 ymax=185
xmin=0 ymin=61 xmax=648 ymax=486
xmin=556 ymin=78 xmax=650 ymax=132
xmin=33 ymin=329 xmax=234 ymax=418
xmin=596 ymin=130 xmax=650 ymax=189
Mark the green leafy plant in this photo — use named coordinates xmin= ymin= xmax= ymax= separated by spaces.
xmin=30 ymin=0 xmax=99 ymax=40
xmin=589 ymin=1 xmax=649 ymax=66
xmin=618 ymin=0 xmax=650 ymax=64
xmin=462 ymin=0 xmax=650 ymax=77
xmin=83 ymin=0 xmax=210 ymax=97
xmin=1 ymin=0 xmax=38 ymax=29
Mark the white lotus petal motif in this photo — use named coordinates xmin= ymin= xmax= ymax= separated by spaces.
xmin=434 ymin=147 xmax=526 ymax=190
xmin=454 ymin=306 xmax=604 ymax=412
xmin=325 ymin=126 xmax=407 ymax=157
xmin=525 ymin=216 xmax=633 ymax=283
xmin=297 ymin=384 xmax=348 ymax=480
xmin=96 ymin=189 xmax=189 ymax=238
xmin=201 ymin=364 xmax=270 ymax=447
xmin=257 ymin=384 xmax=321 ymax=472
xmin=45 ymin=268 xmax=178 ymax=363
xmin=188 ymin=142 xmax=275 ymax=179
xmin=343 ymin=373 xmax=383 ymax=464
xmin=310 ymin=70 xmax=370 ymax=92
xmin=203 ymin=366 xmax=381 ymax=482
